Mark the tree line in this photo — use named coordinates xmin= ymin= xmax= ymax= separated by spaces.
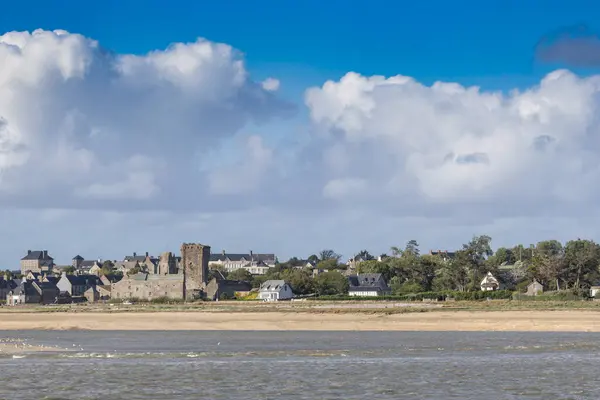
xmin=214 ymin=235 xmax=600 ymax=296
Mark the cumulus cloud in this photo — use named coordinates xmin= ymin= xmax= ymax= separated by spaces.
xmin=261 ymin=77 xmax=280 ymax=91
xmin=207 ymin=135 xmax=274 ymax=195
xmin=0 ymin=29 xmax=291 ymax=206
xmin=305 ymin=70 xmax=600 ymax=215
xmin=3 ymin=27 xmax=600 ymax=262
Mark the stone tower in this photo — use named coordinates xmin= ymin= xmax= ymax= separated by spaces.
xmin=158 ymin=252 xmax=177 ymax=275
xmin=180 ymin=243 xmax=210 ymax=300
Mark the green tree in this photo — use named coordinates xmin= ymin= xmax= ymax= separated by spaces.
xmin=316 ymin=258 xmax=341 ymax=270
xmin=228 ymin=269 xmax=253 ymax=282
xmin=63 ymin=266 xmax=75 ymax=274
xmin=357 ymin=260 xmax=393 ymax=281
xmin=281 ymin=268 xmax=314 ymax=295
xmin=127 ymin=265 xmax=141 ymax=276
xmin=319 ymin=249 xmax=341 ymax=262
xmin=101 ymin=260 xmax=115 ymax=276
xmin=314 ymin=271 xmax=349 ymax=295
xmin=564 ymin=239 xmax=600 ymax=288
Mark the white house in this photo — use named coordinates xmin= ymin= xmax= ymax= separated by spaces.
xmin=258 ymin=280 xmax=293 ymax=301
xmin=590 ymin=286 xmax=600 ymax=298
xmin=480 ymin=272 xmax=500 ymax=291
xmin=348 ymin=274 xmax=391 ymax=297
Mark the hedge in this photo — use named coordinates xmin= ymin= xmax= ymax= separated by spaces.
xmin=313 ymin=290 xmax=514 ymax=301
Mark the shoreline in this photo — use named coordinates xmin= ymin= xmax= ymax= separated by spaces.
xmin=1 ymin=310 xmax=600 ymax=331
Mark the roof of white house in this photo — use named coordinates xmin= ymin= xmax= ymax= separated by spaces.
xmin=259 ymin=280 xmax=287 ymax=292
xmin=480 ymin=272 xmax=499 ymax=287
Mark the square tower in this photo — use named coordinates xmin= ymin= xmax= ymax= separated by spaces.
xmin=180 ymin=243 xmax=210 ymax=300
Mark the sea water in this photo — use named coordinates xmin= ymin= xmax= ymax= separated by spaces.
xmin=0 ymin=331 xmax=598 ymax=399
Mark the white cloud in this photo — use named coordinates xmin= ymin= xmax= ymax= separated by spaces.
xmin=305 ymin=70 xmax=600 ymax=212
xmin=1 ymin=27 xmax=600 ymax=263
xmin=0 ymin=29 xmax=289 ymax=206
xmin=207 ymin=135 xmax=274 ymax=195
xmin=261 ymin=77 xmax=280 ymax=92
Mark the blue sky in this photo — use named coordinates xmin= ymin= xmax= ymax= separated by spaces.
xmin=4 ymin=0 xmax=598 ymax=88
xmin=0 ymin=0 xmax=600 ymax=266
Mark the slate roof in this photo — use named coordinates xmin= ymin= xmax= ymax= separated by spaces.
xmin=259 ymin=280 xmax=288 ymax=292
xmin=21 ymin=250 xmax=53 ymax=261
xmin=210 ymin=253 xmax=276 ymax=263
xmin=430 ymin=250 xmax=456 ymax=259
xmin=72 ymin=255 xmax=84 ymax=261
xmin=0 ymin=278 xmax=19 ymax=290
xmin=44 ymin=276 xmax=59 ymax=285
xmin=34 ymin=281 xmax=59 ymax=292
xmin=64 ymin=275 xmax=102 ymax=286
xmin=10 ymin=281 xmax=40 ymax=297
xmin=348 ymin=273 xmax=390 ymax=292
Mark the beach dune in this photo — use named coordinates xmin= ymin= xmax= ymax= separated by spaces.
xmin=0 ymin=310 xmax=599 ymax=331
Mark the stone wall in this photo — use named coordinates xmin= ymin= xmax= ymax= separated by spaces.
xmin=181 ymin=243 xmax=210 ymax=300
xmin=111 ymin=274 xmax=184 ymax=301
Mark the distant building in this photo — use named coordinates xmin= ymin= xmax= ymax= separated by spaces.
xmin=6 ymin=280 xmax=59 ymax=305
xmin=56 ymin=272 xmax=103 ymax=297
xmin=111 ymin=243 xmax=210 ymax=301
xmin=527 ymin=280 xmax=544 ymax=296
xmin=20 ymin=250 xmax=54 ymax=274
xmin=348 ymin=274 xmax=391 ymax=297
xmin=429 ymin=250 xmax=456 ymax=261
xmin=0 ymin=277 xmax=20 ymax=301
xmin=124 ymin=252 xmax=159 ymax=274
xmin=205 ymin=278 xmax=252 ymax=300
xmin=480 ymin=272 xmax=500 ymax=291
xmin=258 ymin=280 xmax=293 ymax=301
xmin=209 ymin=251 xmax=276 ymax=275
xmin=71 ymin=255 xmax=103 ymax=275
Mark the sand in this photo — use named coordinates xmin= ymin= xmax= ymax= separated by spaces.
xmin=1 ymin=310 xmax=600 ymax=331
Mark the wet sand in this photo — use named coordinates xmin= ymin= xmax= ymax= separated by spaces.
xmin=1 ymin=310 xmax=599 ymax=331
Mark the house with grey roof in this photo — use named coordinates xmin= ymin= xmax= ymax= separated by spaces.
xmin=209 ymin=250 xmax=276 ymax=275
xmin=258 ymin=280 xmax=293 ymax=301
xmin=123 ymin=252 xmax=159 ymax=274
xmin=347 ymin=274 xmax=391 ymax=297
xmin=20 ymin=250 xmax=54 ymax=274
xmin=6 ymin=280 xmax=59 ymax=305
xmin=72 ymin=256 xmax=103 ymax=275
xmin=0 ymin=277 xmax=20 ymax=301
xmin=56 ymin=272 xmax=103 ymax=297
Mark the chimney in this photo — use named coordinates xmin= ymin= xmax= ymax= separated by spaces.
xmin=133 ymin=252 xmax=136 ymax=257
xmin=43 ymin=250 xmax=47 ymax=258
xmin=145 ymin=252 xmax=149 ymax=257
xmin=28 ymin=250 xmax=31 ymax=255
xmin=222 ymin=249 xmax=225 ymax=256
xmin=250 ymin=250 xmax=253 ymax=260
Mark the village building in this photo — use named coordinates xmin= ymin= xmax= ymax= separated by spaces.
xmin=429 ymin=250 xmax=456 ymax=262
xmin=20 ymin=250 xmax=54 ymax=274
xmin=56 ymin=272 xmax=103 ymax=297
xmin=0 ymin=277 xmax=20 ymax=300
xmin=71 ymin=256 xmax=103 ymax=275
xmin=347 ymin=273 xmax=391 ymax=297
xmin=480 ymin=272 xmax=500 ymax=291
xmin=111 ymin=243 xmax=210 ymax=301
xmin=258 ymin=280 xmax=293 ymax=301
xmin=114 ymin=261 xmax=140 ymax=275
xmin=527 ymin=279 xmax=544 ymax=296
xmin=6 ymin=280 xmax=59 ymax=305
xmin=124 ymin=252 xmax=159 ymax=274
xmin=205 ymin=278 xmax=252 ymax=300
xmin=208 ymin=251 xmax=276 ymax=275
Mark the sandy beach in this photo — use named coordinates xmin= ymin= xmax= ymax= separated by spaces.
xmin=1 ymin=310 xmax=600 ymax=331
